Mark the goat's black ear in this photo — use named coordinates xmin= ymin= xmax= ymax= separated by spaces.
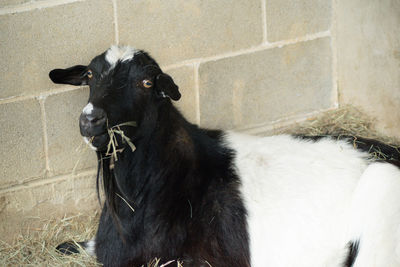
xmin=155 ymin=73 xmax=181 ymax=101
xmin=49 ymin=65 xmax=88 ymax=86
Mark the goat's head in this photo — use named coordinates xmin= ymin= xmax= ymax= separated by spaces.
xmin=49 ymin=46 xmax=180 ymax=150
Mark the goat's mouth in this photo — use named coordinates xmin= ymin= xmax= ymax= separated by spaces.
xmin=82 ymin=121 xmax=138 ymax=153
xmin=83 ymin=132 xmax=109 ymax=151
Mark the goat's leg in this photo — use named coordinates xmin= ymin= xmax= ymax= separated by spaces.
xmin=56 ymin=239 xmax=96 ymax=257
xmin=346 ymin=162 xmax=400 ymax=267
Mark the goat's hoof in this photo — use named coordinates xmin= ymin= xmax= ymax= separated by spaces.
xmin=56 ymin=241 xmax=81 ymax=255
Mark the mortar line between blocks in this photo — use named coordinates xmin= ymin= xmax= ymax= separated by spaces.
xmin=0 ymin=168 xmax=98 ymax=194
xmin=0 ymin=86 xmax=86 ymax=105
xmin=261 ymin=0 xmax=268 ymax=43
xmin=111 ymin=0 xmax=119 ymax=44
xmin=38 ymin=98 xmax=50 ymax=173
xmin=162 ymin=31 xmax=331 ymax=70
xmin=331 ymin=0 xmax=339 ymax=108
xmin=193 ymin=63 xmax=201 ymax=126
xmin=0 ymin=0 xmax=84 ymax=15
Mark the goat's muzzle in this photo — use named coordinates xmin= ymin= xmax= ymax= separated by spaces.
xmin=79 ymin=107 xmax=107 ymax=136
xmin=79 ymin=106 xmax=109 ymax=150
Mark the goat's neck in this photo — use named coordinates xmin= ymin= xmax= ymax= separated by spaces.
xmin=112 ymin=101 xmax=197 ymax=200
xmin=140 ymin=100 xmax=195 ymax=160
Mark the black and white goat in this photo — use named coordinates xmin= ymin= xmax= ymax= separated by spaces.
xmin=49 ymin=46 xmax=400 ymax=267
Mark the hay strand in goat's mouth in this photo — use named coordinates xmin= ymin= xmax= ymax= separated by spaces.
xmin=106 ymin=121 xmax=137 ymax=163
xmin=73 ymin=120 xmax=137 ymax=173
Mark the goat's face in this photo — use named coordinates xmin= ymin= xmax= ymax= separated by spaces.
xmin=49 ymin=46 xmax=180 ymax=150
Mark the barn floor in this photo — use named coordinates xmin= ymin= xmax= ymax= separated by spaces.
xmin=0 ymin=106 xmax=398 ymax=267
xmin=0 ymin=213 xmax=100 ymax=266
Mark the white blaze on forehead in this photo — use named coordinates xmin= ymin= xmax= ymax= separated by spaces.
xmin=105 ymin=45 xmax=138 ymax=67
xmin=82 ymin=102 xmax=94 ymax=115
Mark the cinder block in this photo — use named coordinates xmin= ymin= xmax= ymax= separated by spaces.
xmin=266 ymin=0 xmax=331 ymax=42
xmin=118 ymin=0 xmax=263 ymax=65
xmin=0 ymin=0 xmax=29 ymax=8
xmin=0 ymin=173 xmax=98 ymax=241
xmin=0 ymin=100 xmax=45 ymax=187
xmin=45 ymin=88 xmax=97 ymax=176
xmin=199 ymin=37 xmax=332 ymax=129
xmin=53 ymin=174 xmax=98 ymax=208
xmin=337 ymin=0 xmax=400 ymax=138
xmin=167 ymin=66 xmax=198 ymax=124
xmin=0 ymin=0 xmax=114 ymax=99
xmin=1 ymin=186 xmax=37 ymax=214
xmin=0 ymin=187 xmax=43 ymax=241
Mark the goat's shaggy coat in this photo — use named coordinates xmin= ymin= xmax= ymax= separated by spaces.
xmin=50 ymin=46 xmax=400 ymax=267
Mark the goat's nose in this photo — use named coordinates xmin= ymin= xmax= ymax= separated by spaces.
xmin=79 ymin=103 xmax=107 ymax=136
xmin=84 ymin=113 xmax=106 ymax=125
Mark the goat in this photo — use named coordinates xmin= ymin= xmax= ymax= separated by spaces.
xmin=49 ymin=45 xmax=400 ymax=267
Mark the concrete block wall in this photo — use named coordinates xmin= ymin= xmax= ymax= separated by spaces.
xmin=1 ymin=0 xmax=397 ymax=239
xmin=336 ymin=0 xmax=400 ymax=138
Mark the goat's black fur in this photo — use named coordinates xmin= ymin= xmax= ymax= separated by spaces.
xmin=295 ymin=135 xmax=400 ymax=163
xmin=95 ymin=103 xmax=249 ymax=266
xmin=50 ymin=49 xmax=250 ymax=266
xmin=343 ymin=240 xmax=360 ymax=267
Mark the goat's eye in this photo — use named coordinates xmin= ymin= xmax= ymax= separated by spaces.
xmin=87 ymin=70 xmax=93 ymax=79
xmin=142 ymin=79 xmax=153 ymax=88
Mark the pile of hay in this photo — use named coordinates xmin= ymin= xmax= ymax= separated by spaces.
xmin=1 ymin=106 xmax=398 ymax=266
xmin=279 ymin=106 xmax=400 ymax=161
xmin=0 ymin=213 xmax=184 ymax=267
xmin=0 ymin=213 xmax=100 ymax=266
xmin=280 ymin=106 xmax=399 ymax=145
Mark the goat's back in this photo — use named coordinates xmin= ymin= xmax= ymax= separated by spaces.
xmin=225 ymin=133 xmax=400 ymax=267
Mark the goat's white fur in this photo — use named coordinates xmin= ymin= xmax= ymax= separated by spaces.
xmin=83 ymin=136 xmax=97 ymax=151
xmin=349 ymin=163 xmax=400 ymax=267
xmin=82 ymin=102 xmax=94 ymax=115
xmin=105 ymin=45 xmax=138 ymax=67
xmin=84 ymin=239 xmax=96 ymax=257
xmin=225 ymin=133 xmax=400 ymax=267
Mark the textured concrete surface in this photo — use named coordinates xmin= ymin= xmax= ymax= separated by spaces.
xmin=118 ymin=0 xmax=263 ymax=65
xmin=199 ymin=38 xmax=332 ymax=129
xmin=266 ymin=0 xmax=331 ymax=42
xmin=0 ymin=0 xmax=30 ymax=8
xmin=0 ymin=173 xmax=98 ymax=241
xmin=0 ymin=0 xmax=114 ymax=99
xmin=52 ymin=174 xmax=98 ymax=208
xmin=0 ymin=99 xmax=45 ymax=187
xmin=337 ymin=0 xmax=400 ymax=138
xmin=167 ymin=66 xmax=198 ymax=124
xmin=45 ymin=88 xmax=97 ymax=176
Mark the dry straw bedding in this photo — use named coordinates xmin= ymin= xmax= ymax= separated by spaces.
xmin=1 ymin=106 xmax=398 ymax=266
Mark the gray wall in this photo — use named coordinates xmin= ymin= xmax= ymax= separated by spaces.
xmin=336 ymin=0 xmax=400 ymax=137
